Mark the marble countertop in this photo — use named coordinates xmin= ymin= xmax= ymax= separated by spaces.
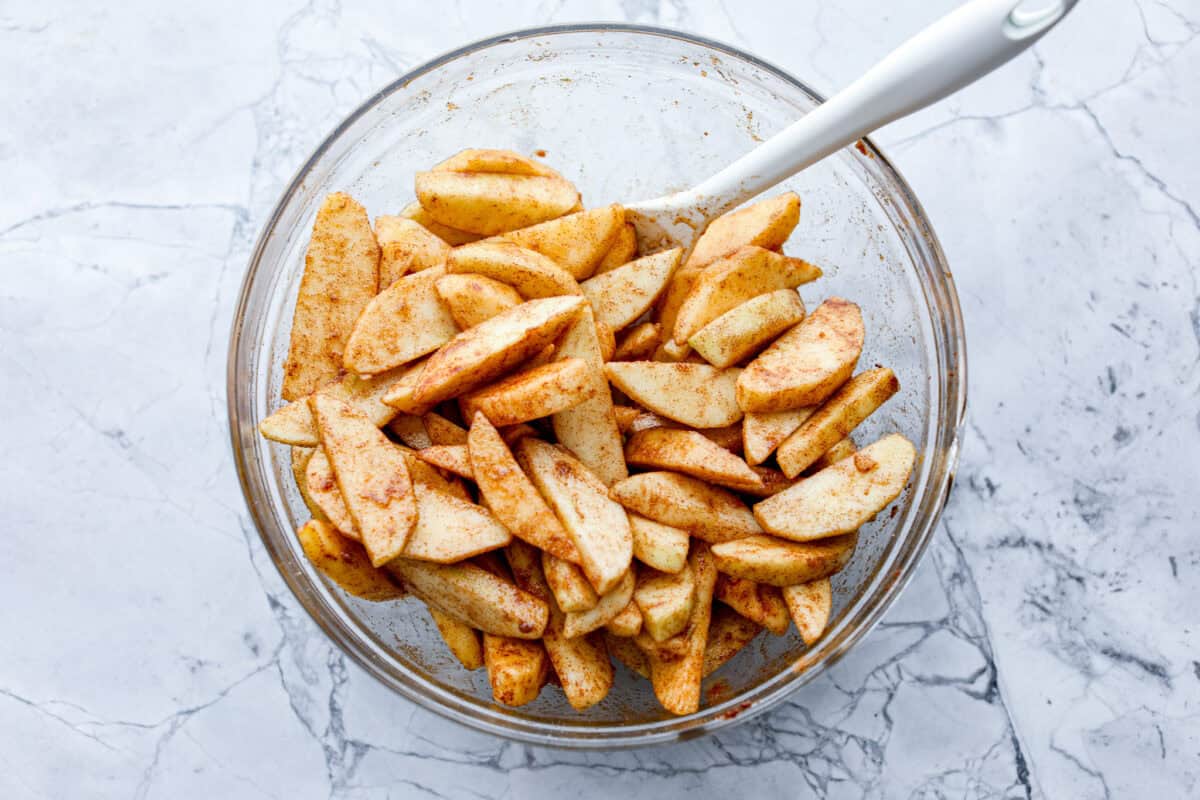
xmin=2 ymin=1 xmax=1197 ymax=797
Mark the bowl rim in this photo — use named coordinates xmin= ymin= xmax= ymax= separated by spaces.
xmin=227 ymin=22 xmax=967 ymax=748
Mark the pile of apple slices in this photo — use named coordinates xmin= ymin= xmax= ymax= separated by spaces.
xmin=259 ymin=149 xmax=915 ymax=715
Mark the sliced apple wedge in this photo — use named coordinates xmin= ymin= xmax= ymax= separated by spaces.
xmin=460 ymin=357 xmax=597 ymax=426
xmin=775 ymin=367 xmax=899 ymax=477
xmin=673 ymin=246 xmax=820 ymax=345
xmin=710 ymin=533 xmax=856 ymax=587
xmin=605 ymin=600 xmax=643 ymax=638
xmin=624 ymin=428 xmax=762 ymax=493
xmin=702 ymin=605 xmax=762 ymax=678
xmin=742 ymin=408 xmax=814 ymax=466
xmin=411 ymin=295 xmax=585 ymax=406
xmin=297 ymin=519 xmax=404 ymax=601
xmin=714 ymin=574 xmax=789 ymax=635
xmin=550 ymin=304 xmax=628 ymax=486
xmin=379 ymin=358 xmax=435 ymax=416
xmin=688 ymin=287 xmax=807 ymax=368
xmin=304 ymin=448 xmax=358 ymax=538
xmin=401 ymin=485 xmax=510 ymax=563
xmin=434 ymin=272 xmax=523 ymax=329
xmin=562 ymin=569 xmax=635 ymax=639
xmin=634 ymin=564 xmax=696 ymax=642
xmin=387 ymin=414 xmax=431 ymax=450
xmin=754 ymin=433 xmax=915 ymax=540
xmin=610 ymin=471 xmax=761 ymax=543
xmin=400 ymin=200 xmax=483 ymax=246
xmin=428 ymin=607 xmax=484 ymax=670
xmin=612 ymin=322 xmax=662 ymax=361
xmin=416 ymin=170 xmax=579 ymax=236
xmin=684 ymin=192 xmax=801 ymax=271
xmin=291 ymin=447 xmax=326 ymax=523
xmin=388 ymin=558 xmax=548 ymax=639
xmin=312 ymin=395 xmax=416 ymax=565
xmin=497 ymin=204 xmax=625 ymax=280
xmin=282 ymin=192 xmax=379 ymax=400
xmin=783 ymin=579 xmax=833 ymax=645
xmin=542 ymin=552 xmax=599 ymax=613
xmin=374 ymin=215 xmax=450 ymax=287
xmin=343 ymin=267 xmax=459 ymax=375
xmin=447 ymin=241 xmax=582 ymax=299
xmin=261 ymin=365 xmax=411 ymax=447
xmin=581 ymin=248 xmax=681 ymax=331
xmin=421 ymin=412 xmax=467 ymax=445
xmin=415 ymin=444 xmax=473 ymax=479
xmin=737 ymin=297 xmax=864 ymax=412
xmin=516 ymin=438 xmax=633 ymax=594
xmin=607 ymin=632 xmax=651 ymax=678
xmin=595 ymin=221 xmax=638 ymax=274
xmin=506 ymin=540 xmax=614 ymax=709
xmin=628 ymin=513 xmax=690 ymax=574
xmin=807 ymin=437 xmax=858 ymax=473
xmin=645 ymin=542 xmax=717 ymax=716
xmin=604 ymin=362 xmax=743 ymax=428
xmin=467 ymin=413 xmax=582 ymax=564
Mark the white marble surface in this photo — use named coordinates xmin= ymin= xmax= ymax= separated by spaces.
xmin=2 ymin=1 xmax=1197 ymax=797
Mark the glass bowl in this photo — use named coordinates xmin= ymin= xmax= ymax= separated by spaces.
xmin=227 ymin=24 xmax=966 ymax=748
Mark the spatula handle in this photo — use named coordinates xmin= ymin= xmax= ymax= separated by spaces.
xmin=690 ymin=0 xmax=1078 ymax=215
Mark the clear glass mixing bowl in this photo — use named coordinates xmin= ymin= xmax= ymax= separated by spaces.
xmin=227 ymin=24 xmax=966 ymax=748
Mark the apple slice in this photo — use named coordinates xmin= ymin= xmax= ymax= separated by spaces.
xmin=624 ymin=428 xmax=762 ymax=493
xmin=580 ymin=248 xmax=681 ymax=331
xmin=688 ymin=288 xmax=807 ymax=368
xmin=783 ymin=579 xmax=833 ymax=644
xmin=506 ymin=540 xmax=615 ymax=710
xmin=400 ymin=200 xmax=483 ymax=246
xmin=517 ymin=438 xmax=633 ymax=595
xmin=542 ymin=552 xmax=599 ymax=613
xmin=742 ymin=408 xmax=814 ymax=466
xmin=401 ymin=486 xmax=511 ymax=563
xmin=260 ymin=365 xmax=411 ymax=447
xmin=604 ymin=362 xmax=743 ymax=428
xmin=415 ymin=170 xmax=579 ymax=235
xmin=754 ymin=433 xmax=915 ymax=540
xmin=304 ymin=448 xmax=358 ymax=538
xmin=387 ymin=558 xmax=548 ymax=639
xmin=467 ymin=413 xmax=581 ymax=564
xmin=628 ymin=513 xmax=690 ymax=574
xmin=610 ymin=471 xmax=761 ymax=543
xmin=714 ymin=574 xmax=789 ymax=635
xmin=374 ymin=215 xmax=450 ymax=287
xmin=282 ymin=193 xmax=379 ymax=400
xmin=594 ymin=221 xmax=638 ymax=274
xmin=737 ymin=297 xmax=864 ymax=413
xmin=710 ymin=534 xmax=856 ymax=587
xmin=460 ymin=357 xmax=597 ymax=426
xmin=634 ymin=564 xmax=696 ymax=642
xmin=415 ymin=444 xmax=473 ymax=479
xmin=612 ymin=322 xmax=662 ymax=361
xmin=311 ymin=395 xmax=416 ymax=566
xmin=447 ymin=241 xmax=582 ymax=298
xmin=702 ymin=605 xmax=763 ymax=678
xmin=297 ymin=519 xmax=404 ymax=601
xmin=775 ymin=367 xmax=899 ymax=477
xmin=434 ymin=273 xmax=523 ymax=329
xmin=412 ymin=295 xmax=585 ymax=406
xmin=673 ymin=246 xmax=820 ymax=345
xmin=605 ymin=600 xmax=644 ymax=638
xmin=343 ymin=267 xmax=459 ymax=375
xmin=497 ymin=204 xmax=625 ymax=280
xmin=427 ymin=607 xmax=484 ymax=670
xmin=606 ymin=632 xmax=651 ymax=678
xmin=645 ymin=542 xmax=717 ymax=716
xmin=550 ymin=304 xmax=628 ymax=486
xmin=562 ymin=570 xmax=635 ymax=639
xmin=684 ymin=192 xmax=801 ymax=271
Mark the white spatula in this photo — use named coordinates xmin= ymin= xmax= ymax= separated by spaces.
xmin=626 ymin=0 xmax=1079 ymax=251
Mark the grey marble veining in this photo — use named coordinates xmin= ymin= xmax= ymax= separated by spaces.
xmin=1 ymin=1 xmax=1197 ymax=798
